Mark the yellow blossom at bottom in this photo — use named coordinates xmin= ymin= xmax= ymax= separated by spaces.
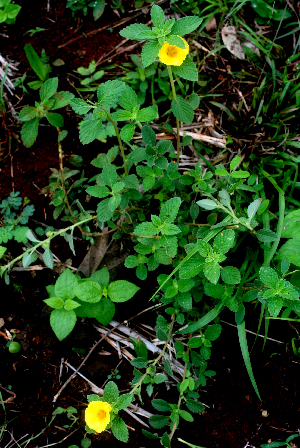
xmin=85 ymin=401 xmax=112 ymax=433
xmin=158 ymin=37 xmax=189 ymax=66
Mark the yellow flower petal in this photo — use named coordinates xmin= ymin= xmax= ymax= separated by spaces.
xmin=158 ymin=36 xmax=189 ymax=66
xmin=85 ymin=401 xmax=112 ymax=433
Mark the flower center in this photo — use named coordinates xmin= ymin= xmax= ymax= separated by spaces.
xmin=166 ymin=46 xmax=178 ymax=57
xmin=97 ymin=410 xmax=106 ymax=419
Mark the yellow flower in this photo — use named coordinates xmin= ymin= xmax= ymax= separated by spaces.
xmin=85 ymin=401 xmax=112 ymax=433
xmin=158 ymin=37 xmax=189 ymax=66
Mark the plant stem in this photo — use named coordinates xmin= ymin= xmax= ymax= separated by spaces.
xmin=100 ymin=106 xmax=128 ymax=175
xmin=131 ymin=314 xmax=176 ymax=394
xmin=167 ymin=65 xmax=181 ymax=166
xmin=1 ymin=216 xmax=95 ymax=275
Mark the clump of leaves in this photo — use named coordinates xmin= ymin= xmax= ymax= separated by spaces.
xmin=0 ymin=192 xmax=35 ymax=258
xmin=19 ymin=77 xmax=74 ymax=147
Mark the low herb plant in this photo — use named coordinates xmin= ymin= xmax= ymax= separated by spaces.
xmin=0 ymin=0 xmax=21 ymax=24
xmin=19 ymin=77 xmax=74 ymax=147
xmin=0 ymin=191 xmax=35 ymax=263
xmin=2 ymin=3 xmax=300 ymax=447
xmin=45 ymin=267 xmax=139 ymax=340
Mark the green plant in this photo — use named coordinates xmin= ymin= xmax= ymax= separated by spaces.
xmin=76 ymin=60 xmax=105 ymax=91
xmin=0 ymin=191 xmax=35 ymax=262
xmin=0 ymin=0 xmax=21 ymax=24
xmin=24 ymin=44 xmax=51 ymax=90
xmin=261 ymin=434 xmax=300 ymax=447
xmin=18 ymin=77 xmax=74 ymax=147
xmin=45 ymin=267 xmax=139 ymax=340
xmin=107 ymin=369 xmax=121 ymax=380
xmin=66 ymin=0 xmax=105 ymax=21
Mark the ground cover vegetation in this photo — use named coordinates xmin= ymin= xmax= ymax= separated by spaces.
xmin=1 ymin=0 xmax=300 ymax=447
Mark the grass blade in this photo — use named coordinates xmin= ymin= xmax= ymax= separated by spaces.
xmin=237 ymin=321 xmax=261 ymax=400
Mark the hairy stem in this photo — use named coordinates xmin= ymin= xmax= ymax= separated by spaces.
xmin=167 ymin=65 xmax=181 ymax=166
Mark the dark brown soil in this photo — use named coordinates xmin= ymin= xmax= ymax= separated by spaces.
xmin=1 ymin=1 xmax=300 ymax=448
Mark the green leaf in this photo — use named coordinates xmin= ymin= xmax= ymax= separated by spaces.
xmin=219 ymin=189 xmax=231 ymax=207
xmin=166 ymin=34 xmax=186 ymax=48
xmin=204 ymin=261 xmax=220 ymax=284
xmin=151 ymin=399 xmax=172 ymax=412
xmin=196 ymin=199 xmax=217 ymax=210
xmin=119 ymin=85 xmax=137 ymax=111
xmin=237 ymin=321 xmax=261 ymax=400
xmin=51 ymin=91 xmax=74 ymax=110
xmin=74 ymin=281 xmax=102 ymax=303
xmin=19 ymin=106 xmax=38 ymax=122
xmin=281 ymin=258 xmax=290 ymax=274
xmin=97 ymin=80 xmax=125 ymax=105
xmin=256 ymin=229 xmax=279 ymax=243
xmin=55 ymin=269 xmax=78 ymax=300
xmin=50 ymin=308 xmax=77 ymax=340
xmin=86 ymin=185 xmax=110 ymax=198
xmin=130 ymin=357 xmax=148 ymax=368
xmin=108 ymin=280 xmax=140 ymax=302
xmin=24 ymin=43 xmax=47 ymax=81
xmin=120 ymin=123 xmax=135 ymax=142
xmin=46 ymin=112 xmax=64 ymax=128
xmin=135 ymin=222 xmax=158 ymax=236
xmin=151 ymin=4 xmax=165 ymax=29
xmin=142 ymin=125 xmax=156 ymax=146
xmin=116 ymin=393 xmax=133 ymax=411
xmin=171 ymin=16 xmax=202 ymax=35
xmin=281 ymin=209 xmax=300 ymax=239
xmin=159 ymin=197 xmax=181 ymax=223
xmin=102 ymin=164 xmax=117 ymax=188
xmin=44 ymin=297 xmax=64 ymax=309
xmin=230 ymin=156 xmax=241 ymax=172
xmin=179 ymin=254 xmax=204 ymax=279
xmin=103 ymin=381 xmax=119 ymax=402
xmin=186 ymin=400 xmax=205 ymax=413
xmin=87 ymin=393 xmax=101 ymax=403
xmin=276 ymin=239 xmax=300 ymax=267
xmin=21 ymin=118 xmax=39 ymax=147
xmin=161 ymin=432 xmax=171 ymax=447
xmin=70 ymin=98 xmax=93 ymax=115
xmin=172 ymin=57 xmax=198 ymax=81
xmin=259 ymin=267 xmax=279 ymax=289
xmin=171 ymin=97 xmax=194 ymax=123
xmin=40 ymin=77 xmax=58 ymax=102
xmin=204 ymin=283 xmax=224 ymax=298
xmin=149 ymin=415 xmax=170 ymax=429
xmin=112 ymin=110 xmax=132 ymax=122
xmin=142 ymin=41 xmax=161 ymax=68
xmin=79 ymin=119 xmax=102 ymax=144
xmin=179 ymin=302 xmax=223 ymax=334
xmin=112 ymin=418 xmax=129 ymax=442
xmin=161 ymin=223 xmax=181 ymax=235
xmin=204 ymin=324 xmax=222 ymax=341
xmin=108 ymin=194 xmax=121 ymax=211
xmin=247 ymin=198 xmax=262 ymax=221
xmin=120 ymin=23 xmax=156 ymax=40
xmin=164 ymin=359 xmax=173 ymax=376
xmin=137 ymin=105 xmax=158 ymax=122
xmin=213 ymin=229 xmax=235 ymax=254
xmin=64 ymin=299 xmax=81 ymax=310
xmin=221 ymin=266 xmax=241 ymax=284
xmin=43 ymin=248 xmax=54 ymax=269
xmin=268 ymin=296 xmax=283 ymax=317
xmin=178 ymin=410 xmax=194 ymax=422
xmin=231 ymin=170 xmax=250 ymax=179
xmin=97 ymin=198 xmax=114 ymax=222
xmin=93 ymin=0 xmax=105 ymax=20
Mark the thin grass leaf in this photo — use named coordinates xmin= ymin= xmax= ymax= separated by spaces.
xmin=237 ymin=321 xmax=261 ymax=400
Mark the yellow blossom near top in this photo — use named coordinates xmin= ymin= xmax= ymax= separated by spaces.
xmin=85 ymin=401 xmax=112 ymax=433
xmin=158 ymin=36 xmax=189 ymax=66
